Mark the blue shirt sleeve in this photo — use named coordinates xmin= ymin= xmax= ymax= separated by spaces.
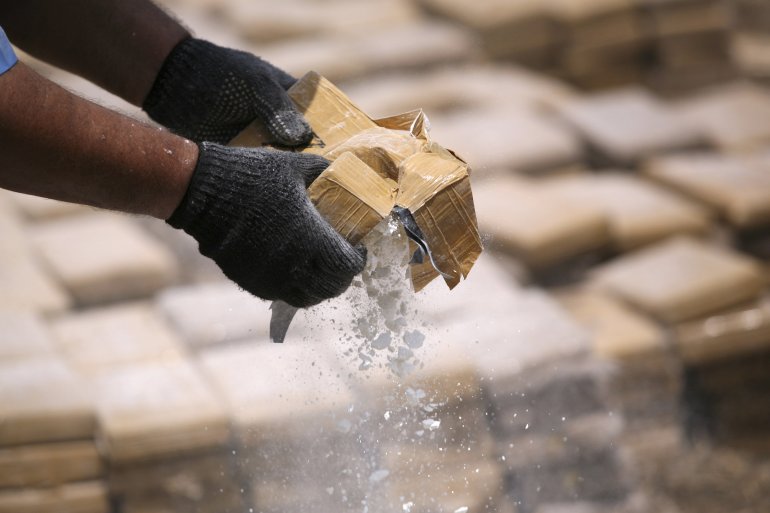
xmin=0 ymin=25 xmax=18 ymax=75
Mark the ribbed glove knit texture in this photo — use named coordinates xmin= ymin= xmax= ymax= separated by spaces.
xmin=144 ymin=37 xmax=312 ymax=146
xmin=169 ymin=143 xmax=367 ymax=307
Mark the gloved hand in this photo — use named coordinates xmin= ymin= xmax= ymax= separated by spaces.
xmin=143 ymin=37 xmax=311 ymax=146
xmin=169 ymin=142 xmax=367 ymax=308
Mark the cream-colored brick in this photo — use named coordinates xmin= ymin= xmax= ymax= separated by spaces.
xmin=417 ymin=0 xmax=544 ymax=32
xmin=674 ymin=298 xmax=770 ymax=365
xmin=156 ymin=282 xmax=272 ymax=349
xmin=0 ymin=204 xmax=70 ymax=314
xmin=0 ymin=198 xmax=28 ymax=260
xmin=655 ymin=29 xmax=731 ymax=71
xmin=545 ymin=172 xmax=713 ymax=251
xmin=416 ymin=251 xmax=524 ymax=323
xmin=94 ymin=361 xmax=229 ymax=464
xmin=0 ymin=256 xmax=72 ymax=315
xmin=0 ymin=441 xmax=102 ymax=488
xmin=226 ymin=0 xmax=419 ymax=43
xmin=675 ymin=82 xmax=770 ymax=152
xmin=110 ymin=450 xmax=245 ymax=513
xmin=50 ymin=303 xmax=186 ymax=376
xmin=122 ymin=493 xmax=245 ymax=513
xmin=556 ymin=288 xmax=665 ymax=361
xmin=154 ymin=0 xmax=247 ymax=49
xmin=257 ymin=22 xmax=476 ymax=83
xmin=646 ymin=62 xmax=737 ymax=98
xmin=107 ymin=449 xmax=235 ymax=496
xmin=490 ymin=357 xmax=613 ymax=438
xmin=591 ymin=237 xmax=764 ymax=323
xmin=734 ymin=0 xmax=770 ymax=33
xmin=498 ymin=414 xmax=623 ymax=471
xmin=4 ymin=191 xmax=92 ymax=221
xmin=253 ymin=37 xmax=357 ymax=83
xmin=199 ymin=342 xmax=364 ymax=508
xmin=198 ymin=343 xmax=353 ymax=447
xmin=619 ymin=424 xmax=685 ymax=487
xmin=558 ymin=88 xmax=705 ymax=165
xmin=554 ymin=3 xmax=645 ymax=90
xmin=344 ymin=64 xmax=577 ymax=119
xmin=157 ymin=281 xmax=331 ymax=350
xmin=353 ymin=332 xmax=492 ymax=455
xmin=646 ymin=151 xmax=770 ymax=229
xmin=429 ymin=105 xmax=583 ymax=175
xmin=467 ymin=289 xmax=591 ymax=378
xmin=0 ymin=311 xmax=56 ymax=361
xmin=551 ymin=0 xmax=636 ymax=22
xmin=0 ymin=358 xmax=94 ymax=446
xmin=30 ymin=213 xmax=178 ymax=305
xmin=506 ymin=427 xmax=629 ymax=510
xmin=552 ymin=0 xmax=641 ymax=48
xmin=0 ymin=481 xmax=108 ymax=513
xmin=357 ymin=22 xmax=477 ymax=71
xmin=643 ymin=0 xmax=732 ymax=37
xmin=415 ymin=0 xmax=558 ymax=62
xmin=156 ymin=0 xmax=231 ymax=16
xmin=557 ymin=287 xmax=683 ymax=430
xmin=733 ymin=33 xmax=770 ymax=83
xmin=474 ymin=176 xmax=609 ymax=269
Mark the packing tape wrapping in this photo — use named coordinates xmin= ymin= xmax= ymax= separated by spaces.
xmin=230 ymin=71 xmax=482 ymax=342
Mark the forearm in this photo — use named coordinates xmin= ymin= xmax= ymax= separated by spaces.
xmin=0 ymin=62 xmax=196 ymax=219
xmin=0 ymin=0 xmax=188 ymax=105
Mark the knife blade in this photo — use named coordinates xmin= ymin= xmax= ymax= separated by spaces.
xmin=269 ymin=300 xmax=299 ymax=343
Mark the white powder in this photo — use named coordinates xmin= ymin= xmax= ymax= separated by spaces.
xmin=404 ymin=330 xmax=425 ymax=349
xmin=422 ymin=418 xmax=441 ymax=431
xmin=332 ymin=216 xmax=426 ymax=378
xmin=293 ymin=217 xmax=485 ymax=512
xmin=368 ymin=469 xmax=390 ymax=484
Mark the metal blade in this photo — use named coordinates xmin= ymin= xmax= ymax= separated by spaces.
xmin=392 ymin=206 xmax=454 ymax=281
xmin=269 ymin=300 xmax=299 ymax=343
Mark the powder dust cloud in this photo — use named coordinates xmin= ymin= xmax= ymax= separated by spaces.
xmin=254 ymin=215 xmax=493 ymax=513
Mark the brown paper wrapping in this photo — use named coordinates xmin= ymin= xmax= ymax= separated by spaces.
xmin=396 ymin=152 xmax=480 ymax=290
xmin=308 ymin=152 xmax=396 ymax=245
xmin=323 ymin=127 xmax=426 ymax=181
xmin=288 ymin=72 xmax=378 ymax=153
xmin=231 ymin=71 xmax=482 ymax=292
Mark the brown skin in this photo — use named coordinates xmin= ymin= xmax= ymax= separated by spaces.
xmin=0 ymin=62 xmax=197 ymax=219
xmin=0 ymin=0 xmax=195 ymax=218
xmin=0 ymin=0 xmax=189 ymax=105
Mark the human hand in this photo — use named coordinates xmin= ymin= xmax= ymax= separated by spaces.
xmin=168 ymin=143 xmax=366 ymax=307
xmin=143 ymin=38 xmax=311 ymax=146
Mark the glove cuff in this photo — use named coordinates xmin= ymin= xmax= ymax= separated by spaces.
xmin=144 ymin=36 xmax=191 ymax=114
xmin=167 ymin=142 xmax=238 ymax=238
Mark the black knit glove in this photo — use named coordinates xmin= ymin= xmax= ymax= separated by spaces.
xmin=169 ymin=143 xmax=367 ymax=308
xmin=143 ymin=37 xmax=311 ymax=146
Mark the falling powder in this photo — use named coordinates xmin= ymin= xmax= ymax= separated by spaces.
xmin=371 ymin=332 xmax=392 ymax=350
xmin=369 ymin=469 xmax=390 ymax=484
xmin=288 ymin=217 xmax=479 ymax=512
xmin=422 ymin=418 xmax=441 ymax=431
xmin=404 ymin=330 xmax=425 ymax=349
xmin=323 ymin=217 xmax=426 ymax=378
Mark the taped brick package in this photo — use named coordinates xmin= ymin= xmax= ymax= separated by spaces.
xmin=232 ymin=71 xmax=483 ymax=293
